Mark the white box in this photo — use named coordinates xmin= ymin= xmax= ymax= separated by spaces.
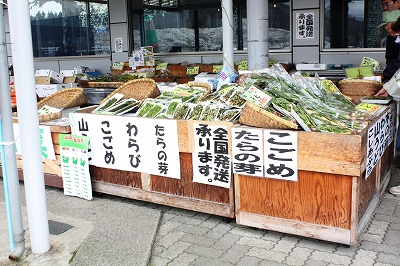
xmin=36 ymin=84 xmax=68 ymax=97
xmin=64 ymin=83 xmax=80 ymax=88
xmin=35 ymin=69 xmax=64 ymax=84
xmin=60 ymin=70 xmax=75 ymax=77
xmin=295 ymin=63 xmax=327 ymax=71
xmin=194 ymin=73 xmax=218 ymax=91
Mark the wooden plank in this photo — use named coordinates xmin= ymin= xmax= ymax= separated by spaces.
xmin=93 ymin=181 xmax=235 ymax=217
xmin=236 ymin=171 xmax=353 ymax=229
xmin=236 ymin=212 xmax=351 ymax=245
xmin=90 ymin=166 xmax=142 ymax=188
xmin=151 ymin=153 xmax=232 ymax=204
xmin=51 ymin=132 xmax=60 ymax=144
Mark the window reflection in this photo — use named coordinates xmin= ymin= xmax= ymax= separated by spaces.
xmin=324 ymin=0 xmax=384 ymax=48
xmin=30 ymin=0 xmax=110 ymax=57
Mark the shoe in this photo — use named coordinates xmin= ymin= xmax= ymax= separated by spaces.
xmin=389 ymin=185 xmax=400 ymax=195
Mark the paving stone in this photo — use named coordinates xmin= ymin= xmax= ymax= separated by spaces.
xmin=190 ymin=256 xmax=232 ymax=266
xmin=309 ymin=250 xmax=352 ymax=265
xmin=284 ymin=246 xmax=312 ymax=266
xmin=161 ymin=212 xmax=179 ymax=223
xmin=350 ymin=249 xmax=377 ymax=266
xmin=157 ymin=231 xmax=185 ymax=248
xmin=171 ymin=214 xmax=204 ymax=225
xmin=211 ymin=232 xmax=241 ymax=250
xmin=157 ymin=220 xmax=181 ymax=237
xmin=272 ymin=236 xmax=298 ymax=253
xmin=158 ymin=241 xmax=192 ymax=260
xmin=149 ymin=255 xmax=171 ymax=266
xmin=297 ymin=238 xmax=338 ymax=253
xmin=167 ymin=208 xmax=198 ymax=217
xmin=175 ymin=223 xmax=210 ymax=236
xmin=185 ymin=244 xmax=226 ymax=259
xmin=376 ymin=252 xmax=400 ymax=266
xmin=198 ymin=217 xmax=222 ymax=229
xmin=374 ymin=213 xmax=400 ymax=223
xmin=261 ymin=230 xmax=284 ymax=242
xmin=168 ymin=252 xmax=198 ymax=266
xmin=151 ymin=244 xmax=166 ymax=257
xmin=237 ymin=236 xmax=275 ymax=250
xmin=230 ymin=226 xmax=265 ymax=238
xmin=258 ymin=258 xmax=287 ymax=266
xmin=333 ymin=245 xmax=358 ymax=257
xmin=358 ymin=232 xmax=384 ymax=244
xmin=236 ymin=256 xmax=262 ymax=266
xmin=382 ymin=230 xmax=400 ymax=245
xmin=246 ymin=247 xmax=287 ymax=263
xmin=303 ymin=258 xmax=329 ymax=266
xmin=179 ymin=233 xmax=217 ymax=246
xmin=360 ymin=240 xmax=400 ymax=255
xmin=219 ymin=243 xmax=250 ymax=264
xmin=366 ymin=220 xmax=390 ymax=236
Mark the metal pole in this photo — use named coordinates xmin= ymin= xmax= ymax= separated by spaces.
xmin=246 ymin=0 xmax=269 ymax=70
xmin=8 ymin=0 xmax=50 ymax=254
xmin=0 ymin=2 xmax=25 ymax=259
xmin=221 ymin=0 xmax=234 ymax=70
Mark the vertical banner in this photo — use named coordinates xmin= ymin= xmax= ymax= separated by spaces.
xmin=232 ymin=126 xmax=264 ymax=177
xmin=296 ymin=12 xmax=314 ymax=39
xmin=144 ymin=118 xmax=181 ymax=178
xmin=263 ymin=130 xmax=298 ymax=182
xmin=366 ymin=106 xmax=395 ymax=178
xmin=192 ymin=123 xmax=231 ymax=188
xmin=59 ymin=134 xmax=92 ymax=200
xmin=13 ymin=123 xmax=56 ymax=160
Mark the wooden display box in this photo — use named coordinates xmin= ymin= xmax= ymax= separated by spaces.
xmin=167 ymin=64 xmax=187 ymax=77
xmin=234 ymin=112 xmax=394 ymax=245
xmin=89 ymin=119 xmax=235 ymax=218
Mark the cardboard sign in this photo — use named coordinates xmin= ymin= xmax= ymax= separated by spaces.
xmin=186 ymin=66 xmax=199 ymax=76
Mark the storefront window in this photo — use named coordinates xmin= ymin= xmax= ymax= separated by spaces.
xmin=30 ymin=0 xmax=110 ymax=57
xmin=324 ymin=0 xmax=384 ymax=48
xmin=130 ymin=0 xmax=290 ymax=53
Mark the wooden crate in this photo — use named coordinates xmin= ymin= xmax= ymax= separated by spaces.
xmin=89 ymin=120 xmax=235 ymax=218
xmin=234 ymin=116 xmax=394 ymax=245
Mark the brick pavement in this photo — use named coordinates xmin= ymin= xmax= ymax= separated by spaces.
xmin=148 ymin=167 xmax=400 ymax=266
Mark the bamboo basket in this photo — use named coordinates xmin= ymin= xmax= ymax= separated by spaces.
xmin=338 ymin=79 xmax=382 ymax=96
xmin=239 ymin=102 xmax=298 ymax=130
xmin=183 ymin=82 xmax=211 ymax=102
xmin=37 ymin=87 xmax=88 ymax=109
xmin=87 ymin=81 xmax=126 ymax=88
xmin=100 ymin=78 xmax=160 ymax=104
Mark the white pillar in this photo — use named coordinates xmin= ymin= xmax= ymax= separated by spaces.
xmin=8 ymin=0 xmax=50 ymax=254
xmin=246 ymin=0 xmax=269 ymax=70
xmin=222 ymin=0 xmax=234 ymax=70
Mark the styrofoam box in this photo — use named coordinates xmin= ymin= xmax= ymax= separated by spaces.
xmin=64 ymin=83 xmax=80 ymax=88
xmin=36 ymin=84 xmax=68 ymax=97
xmin=60 ymin=70 xmax=75 ymax=77
xmin=35 ymin=69 xmax=64 ymax=84
xmin=296 ymin=64 xmax=327 ymax=71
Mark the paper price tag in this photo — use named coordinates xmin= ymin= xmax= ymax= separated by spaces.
xmin=321 ymin=79 xmax=339 ymax=93
xmin=237 ymin=61 xmax=248 ymax=70
xmin=241 ymin=85 xmax=272 ymax=108
xmin=186 ymin=66 xmax=199 ymax=76
xmin=156 ymin=62 xmax=168 ymax=70
xmin=112 ymin=62 xmax=124 ymax=70
xmin=361 ymin=57 xmax=379 ymax=71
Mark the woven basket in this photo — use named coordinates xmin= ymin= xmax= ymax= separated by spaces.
xmin=338 ymin=79 xmax=382 ymax=96
xmin=100 ymin=78 xmax=160 ymax=104
xmin=239 ymin=102 xmax=298 ymax=130
xmin=87 ymin=81 xmax=126 ymax=88
xmin=37 ymin=87 xmax=88 ymax=109
xmin=12 ymin=110 xmax=62 ymax=123
xmin=183 ymin=82 xmax=211 ymax=102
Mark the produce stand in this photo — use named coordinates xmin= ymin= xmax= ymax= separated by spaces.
xmin=234 ymin=104 xmax=395 ymax=246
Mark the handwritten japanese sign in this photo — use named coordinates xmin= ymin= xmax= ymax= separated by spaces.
xmin=264 ymin=130 xmax=298 ymax=181
xmin=366 ymin=106 xmax=395 ymax=179
xmin=192 ymin=123 xmax=231 ymax=188
xmin=232 ymin=126 xmax=263 ymax=176
xmin=69 ymin=113 xmax=181 ymax=178
xmin=59 ymin=134 xmax=92 ymax=200
xmin=296 ymin=12 xmax=314 ymax=39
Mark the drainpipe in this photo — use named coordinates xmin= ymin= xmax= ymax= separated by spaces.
xmin=0 ymin=2 xmax=25 ymax=261
xmin=246 ymin=0 xmax=269 ymax=70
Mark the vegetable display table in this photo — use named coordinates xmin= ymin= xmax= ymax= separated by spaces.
xmin=234 ymin=104 xmax=395 ymax=246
